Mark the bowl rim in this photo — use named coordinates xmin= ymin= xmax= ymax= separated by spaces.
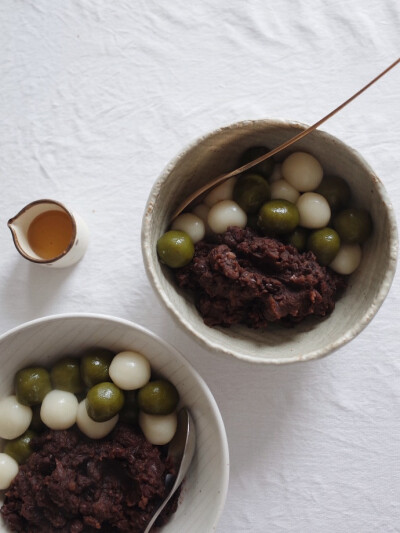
xmin=142 ymin=118 xmax=398 ymax=365
xmin=0 ymin=312 xmax=230 ymax=532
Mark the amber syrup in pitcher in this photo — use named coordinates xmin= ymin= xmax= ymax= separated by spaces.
xmin=27 ymin=210 xmax=74 ymax=260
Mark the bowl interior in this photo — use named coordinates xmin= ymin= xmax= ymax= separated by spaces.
xmin=0 ymin=314 xmax=229 ymax=533
xmin=142 ymin=119 xmax=398 ymax=364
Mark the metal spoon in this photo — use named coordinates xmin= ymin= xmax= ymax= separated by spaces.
xmin=170 ymin=57 xmax=399 ymax=221
xmin=144 ymin=407 xmax=196 ymax=533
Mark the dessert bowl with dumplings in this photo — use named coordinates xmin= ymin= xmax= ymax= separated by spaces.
xmin=142 ymin=119 xmax=398 ymax=364
xmin=0 ymin=314 xmax=229 ymax=533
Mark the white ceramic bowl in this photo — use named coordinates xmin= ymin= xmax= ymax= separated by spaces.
xmin=0 ymin=314 xmax=229 ymax=533
xmin=142 ymin=119 xmax=398 ymax=364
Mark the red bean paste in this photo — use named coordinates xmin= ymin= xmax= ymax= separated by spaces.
xmin=175 ymin=226 xmax=346 ymax=328
xmin=1 ymin=424 xmax=180 ymax=533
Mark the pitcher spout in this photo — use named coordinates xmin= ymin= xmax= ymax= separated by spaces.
xmin=7 ymin=199 xmax=88 ymax=267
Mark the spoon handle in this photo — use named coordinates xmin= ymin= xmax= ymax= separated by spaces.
xmin=143 ymin=475 xmax=181 ymax=533
xmin=143 ymin=409 xmax=196 ymax=533
xmin=171 ymin=57 xmax=400 ymax=220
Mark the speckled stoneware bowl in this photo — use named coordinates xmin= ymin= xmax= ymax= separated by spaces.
xmin=142 ymin=119 xmax=398 ymax=364
xmin=0 ymin=314 xmax=229 ymax=533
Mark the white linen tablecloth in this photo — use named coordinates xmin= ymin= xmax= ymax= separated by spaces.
xmin=1 ymin=1 xmax=399 ymax=531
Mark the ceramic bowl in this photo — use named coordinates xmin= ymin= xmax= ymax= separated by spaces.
xmin=0 ymin=314 xmax=229 ymax=533
xmin=142 ymin=119 xmax=398 ymax=364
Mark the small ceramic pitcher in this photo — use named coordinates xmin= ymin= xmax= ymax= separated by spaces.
xmin=8 ymin=199 xmax=89 ymax=268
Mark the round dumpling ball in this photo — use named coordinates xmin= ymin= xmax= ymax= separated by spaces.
xmin=0 ymin=453 xmax=19 ymax=490
xmin=139 ymin=411 xmax=177 ymax=445
xmin=157 ymin=230 xmax=194 ymax=268
xmin=270 ymin=179 xmax=300 ymax=204
xmin=76 ymin=400 xmax=118 ymax=439
xmin=282 ymin=152 xmax=323 ymax=192
xmin=40 ymin=390 xmax=78 ymax=430
xmin=15 ymin=367 xmax=51 ymax=406
xmin=287 ymin=227 xmax=309 ymax=252
xmin=109 ymin=351 xmax=151 ymax=390
xmin=329 ymin=243 xmax=362 ymax=274
xmin=171 ymin=213 xmax=205 ymax=244
xmin=258 ymin=200 xmax=299 ymax=235
xmin=269 ymin=163 xmax=283 ymax=183
xmin=4 ymin=430 xmax=36 ymax=465
xmin=315 ymin=175 xmax=351 ymax=211
xmin=239 ymin=146 xmax=274 ymax=178
xmin=297 ymin=192 xmax=331 ymax=229
xmin=333 ymin=208 xmax=372 ymax=244
xmin=86 ymin=382 xmax=124 ymax=422
xmin=138 ymin=379 xmax=179 ymax=415
xmin=204 ymin=177 xmax=237 ymax=207
xmin=307 ymin=228 xmax=341 ymax=266
xmin=192 ymin=203 xmax=213 ymax=236
xmin=233 ymin=173 xmax=270 ymax=214
xmin=192 ymin=203 xmax=209 ymax=222
xmin=0 ymin=395 xmax=32 ymax=440
xmin=207 ymin=200 xmax=247 ymax=234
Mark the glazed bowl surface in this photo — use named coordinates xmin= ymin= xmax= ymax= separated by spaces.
xmin=142 ymin=119 xmax=398 ymax=364
xmin=0 ymin=313 xmax=229 ymax=533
